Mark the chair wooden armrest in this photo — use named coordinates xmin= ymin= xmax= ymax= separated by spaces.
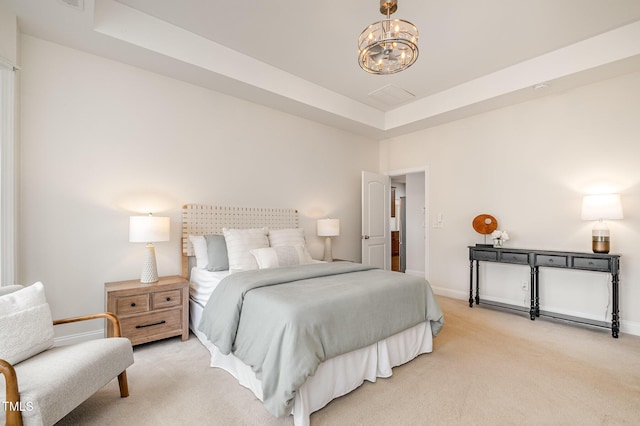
xmin=0 ymin=359 xmax=22 ymax=426
xmin=53 ymin=311 xmax=123 ymax=337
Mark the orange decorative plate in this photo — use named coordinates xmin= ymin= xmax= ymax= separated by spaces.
xmin=472 ymin=214 xmax=498 ymax=235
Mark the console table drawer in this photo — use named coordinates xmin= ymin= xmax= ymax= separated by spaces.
xmin=472 ymin=250 xmax=498 ymax=261
xmin=535 ymin=255 xmax=567 ymax=267
xmin=573 ymin=257 xmax=610 ymax=271
xmin=500 ymin=252 xmax=529 ymax=264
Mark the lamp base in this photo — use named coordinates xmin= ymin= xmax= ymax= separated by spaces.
xmin=322 ymin=237 xmax=333 ymax=262
xmin=141 ymin=243 xmax=159 ymax=283
xmin=592 ymin=238 xmax=610 ymax=254
xmin=592 ymin=220 xmax=611 ymax=254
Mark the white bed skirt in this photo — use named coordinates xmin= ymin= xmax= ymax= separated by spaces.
xmin=190 ymin=299 xmax=433 ymax=426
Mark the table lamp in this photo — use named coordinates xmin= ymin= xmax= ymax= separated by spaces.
xmin=129 ymin=214 xmax=170 ymax=283
xmin=317 ymin=218 xmax=340 ymax=262
xmin=581 ymin=194 xmax=623 ymax=254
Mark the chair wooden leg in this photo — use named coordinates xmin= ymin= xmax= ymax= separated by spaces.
xmin=1 ymin=359 xmax=23 ymax=426
xmin=5 ymin=411 xmax=23 ymax=426
xmin=4 ymin=407 xmax=23 ymax=426
xmin=117 ymin=370 xmax=129 ymax=397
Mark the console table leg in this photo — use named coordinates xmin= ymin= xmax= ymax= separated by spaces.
xmin=469 ymin=260 xmax=474 ymax=307
xmin=534 ymin=266 xmax=540 ymax=318
xmin=474 ymin=260 xmax=480 ymax=305
xmin=529 ymin=267 xmax=535 ymax=320
xmin=612 ymin=272 xmax=620 ymax=338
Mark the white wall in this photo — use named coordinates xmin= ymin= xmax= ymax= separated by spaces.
xmin=380 ymin=72 xmax=640 ymax=335
xmin=0 ymin=5 xmax=17 ymax=66
xmin=18 ymin=35 xmax=378 ymax=339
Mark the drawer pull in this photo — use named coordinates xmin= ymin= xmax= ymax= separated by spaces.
xmin=588 ymin=261 xmax=594 ymax=265
xmin=130 ymin=303 xmax=136 ymax=307
xmin=166 ymin=297 xmax=171 ymax=302
xmin=135 ymin=320 xmax=166 ymax=329
xmin=548 ymin=259 xmax=554 ymax=263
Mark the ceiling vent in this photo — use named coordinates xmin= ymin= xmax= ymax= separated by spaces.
xmin=367 ymin=84 xmax=415 ymax=109
xmin=58 ymin=0 xmax=84 ymax=11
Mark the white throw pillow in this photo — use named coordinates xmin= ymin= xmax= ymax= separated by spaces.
xmin=223 ymin=227 xmax=269 ymax=273
xmin=268 ymin=228 xmax=306 ymax=247
xmin=268 ymin=228 xmax=313 ymax=263
xmin=189 ymin=235 xmax=209 ymax=269
xmin=0 ymin=282 xmax=54 ymax=365
xmin=250 ymin=245 xmax=313 ymax=269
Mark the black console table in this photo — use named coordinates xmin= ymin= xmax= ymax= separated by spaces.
xmin=468 ymin=246 xmax=621 ymax=338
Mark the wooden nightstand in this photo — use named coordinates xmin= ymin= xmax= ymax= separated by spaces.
xmin=105 ymin=275 xmax=189 ymax=345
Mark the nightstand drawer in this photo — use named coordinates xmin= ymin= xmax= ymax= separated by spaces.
xmin=120 ymin=309 xmax=182 ymax=342
xmin=152 ymin=289 xmax=181 ymax=309
xmin=116 ymin=294 xmax=149 ymax=315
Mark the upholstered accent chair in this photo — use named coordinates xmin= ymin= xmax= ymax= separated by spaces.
xmin=0 ymin=283 xmax=134 ymax=426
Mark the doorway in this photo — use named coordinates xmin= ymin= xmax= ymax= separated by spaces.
xmin=390 ymin=170 xmax=427 ymax=278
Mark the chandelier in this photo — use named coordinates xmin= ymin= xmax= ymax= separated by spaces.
xmin=358 ymin=0 xmax=419 ymax=74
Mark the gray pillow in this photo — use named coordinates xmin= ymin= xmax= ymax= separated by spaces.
xmin=204 ymin=234 xmax=229 ymax=271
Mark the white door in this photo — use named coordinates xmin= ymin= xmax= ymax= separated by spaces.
xmin=361 ymin=171 xmax=390 ymax=269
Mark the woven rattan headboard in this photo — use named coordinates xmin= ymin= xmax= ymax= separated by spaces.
xmin=181 ymin=204 xmax=299 ymax=257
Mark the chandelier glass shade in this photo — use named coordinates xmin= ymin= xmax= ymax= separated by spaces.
xmin=358 ymin=1 xmax=419 ymax=74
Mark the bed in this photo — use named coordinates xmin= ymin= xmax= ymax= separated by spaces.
xmin=182 ymin=204 xmax=444 ymax=426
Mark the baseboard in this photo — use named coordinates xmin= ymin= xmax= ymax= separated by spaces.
xmin=404 ymin=269 xmax=424 ymax=278
xmin=54 ymin=329 xmax=103 ymax=347
xmin=430 ymin=286 xmax=640 ymax=337
xmin=431 ymin=285 xmax=467 ymax=300
xmin=620 ymin=319 xmax=640 ymax=336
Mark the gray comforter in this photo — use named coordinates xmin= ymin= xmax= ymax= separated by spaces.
xmin=198 ymin=262 xmax=444 ymax=417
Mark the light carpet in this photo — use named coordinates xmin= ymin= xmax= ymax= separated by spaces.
xmin=57 ymin=296 xmax=640 ymax=425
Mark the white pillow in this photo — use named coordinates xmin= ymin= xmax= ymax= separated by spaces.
xmin=250 ymin=245 xmax=313 ymax=269
xmin=268 ymin=228 xmax=306 ymax=247
xmin=189 ymin=235 xmax=209 ymax=269
xmin=268 ymin=228 xmax=313 ymax=263
xmin=223 ymin=227 xmax=269 ymax=273
xmin=0 ymin=282 xmax=54 ymax=365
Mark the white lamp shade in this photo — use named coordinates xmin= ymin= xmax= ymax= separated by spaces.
xmin=317 ymin=218 xmax=340 ymax=237
xmin=129 ymin=215 xmax=170 ymax=243
xmin=581 ymin=194 xmax=623 ymax=221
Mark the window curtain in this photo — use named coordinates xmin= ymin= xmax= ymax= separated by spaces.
xmin=0 ymin=59 xmax=17 ymax=285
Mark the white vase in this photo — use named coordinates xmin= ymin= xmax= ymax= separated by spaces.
xmin=493 ymin=239 xmax=504 ymax=248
